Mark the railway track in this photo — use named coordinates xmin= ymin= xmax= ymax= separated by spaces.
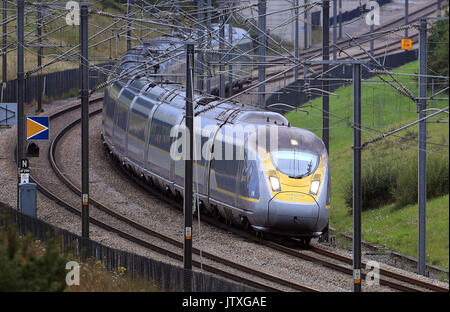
xmin=25 ymin=1 xmax=448 ymax=292
xmin=29 ymin=98 xmax=318 ymax=292
xmin=111 ymin=153 xmax=448 ymax=292
xmin=29 ymin=96 xmax=448 ymax=293
xmin=233 ymin=0 xmax=443 ymax=93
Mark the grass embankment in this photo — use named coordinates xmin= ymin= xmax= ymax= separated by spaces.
xmin=285 ymin=61 xmax=449 ymax=269
xmin=0 ymin=203 xmax=159 ymax=291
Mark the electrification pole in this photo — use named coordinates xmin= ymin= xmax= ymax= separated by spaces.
xmin=352 ymin=62 xmax=362 ymax=292
xmin=2 ymin=0 xmax=7 ymax=99
xmin=322 ymin=0 xmax=330 ymax=153
xmin=80 ymin=3 xmax=89 ymax=238
xmin=219 ymin=5 xmax=225 ymax=98
xmin=17 ymin=0 xmax=25 ymax=211
xmin=338 ymin=0 xmax=342 ymax=39
xmin=294 ymin=0 xmax=299 ymax=82
xmin=127 ymin=0 xmax=131 ymax=50
xmin=197 ymin=0 xmax=204 ymax=91
xmin=184 ymin=43 xmax=195 ymax=292
xmin=36 ymin=0 xmax=43 ymax=112
xmin=258 ymin=0 xmax=266 ymax=108
xmin=306 ymin=58 xmax=366 ymax=290
xmin=321 ymin=2 xmax=330 ymax=243
xmin=417 ymin=18 xmax=427 ymax=276
xmin=304 ymin=0 xmax=308 ymax=49
xmin=228 ymin=1 xmax=233 ymax=97
xmin=405 ymin=0 xmax=409 ymax=37
xmin=206 ymin=0 xmax=212 ymax=93
xmin=333 ymin=0 xmax=337 ymax=60
xmin=370 ymin=23 xmax=374 ymax=57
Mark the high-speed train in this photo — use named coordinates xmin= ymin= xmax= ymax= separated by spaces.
xmin=102 ymin=38 xmax=330 ymax=244
xmin=153 ymin=24 xmax=254 ymax=93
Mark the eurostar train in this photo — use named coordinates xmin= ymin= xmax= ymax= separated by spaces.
xmin=102 ymin=38 xmax=330 ymax=244
xmin=155 ymin=24 xmax=254 ymax=93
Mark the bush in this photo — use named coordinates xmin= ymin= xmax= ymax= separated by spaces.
xmin=344 ymin=153 xmax=449 ymax=212
xmin=0 ymin=211 xmax=69 ymax=292
xmin=428 ymin=7 xmax=449 ymax=81
xmin=393 ymin=153 xmax=449 ymax=208
xmin=344 ymin=156 xmax=399 ymax=212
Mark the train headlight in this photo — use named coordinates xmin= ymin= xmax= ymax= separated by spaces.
xmin=309 ymin=180 xmax=320 ymax=195
xmin=269 ymin=176 xmax=281 ymax=192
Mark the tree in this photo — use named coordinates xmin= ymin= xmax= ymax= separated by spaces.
xmin=428 ymin=7 xmax=449 ymax=81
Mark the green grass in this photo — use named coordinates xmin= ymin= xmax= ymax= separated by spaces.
xmin=285 ymin=60 xmax=449 ymax=269
xmin=359 ymin=195 xmax=449 ymax=269
xmin=0 ymin=1 xmax=147 ymax=81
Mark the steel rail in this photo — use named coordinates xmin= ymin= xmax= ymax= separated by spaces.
xmin=237 ymin=31 xmax=420 ymax=95
xmin=32 ymin=98 xmax=318 ymax=292
xmin=309 ymin=245 xmax=449 ymax=292
xmin=231 ymin=0 xmax=440 ymax=93
xmin=32 ymin=97 xmax=447 ymax=293
xmin=104 ymin=135 xmax=448 ymax=292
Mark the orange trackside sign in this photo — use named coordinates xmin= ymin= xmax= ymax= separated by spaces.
xmin=401 ymin=39 xmax=412 ymax=50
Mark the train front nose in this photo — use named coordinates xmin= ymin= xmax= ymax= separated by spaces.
xmin=267 ymin=192 xmax=320 ymax=235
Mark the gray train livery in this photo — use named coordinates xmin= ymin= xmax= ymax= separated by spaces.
xmin=102 ymin=37 xmax=330 ymax=244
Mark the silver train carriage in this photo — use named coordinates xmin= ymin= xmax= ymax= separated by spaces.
xmin=151 ymin=25 xmax=254 ymax=93
xmin=102 ymin=42 xmax=330 ymax=242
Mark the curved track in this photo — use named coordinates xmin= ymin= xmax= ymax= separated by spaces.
xmin=107 ymin=152 xmax=448 ymax=292
xmin=30 ymin=98 xmax=318 ymax=292
xmin=30 ymin=96 xmax=448 ymax=293
xmin=27 ymin=1 xmax=448 ymax=292
xmin=235 ymin=0 xmax=442 ymax=92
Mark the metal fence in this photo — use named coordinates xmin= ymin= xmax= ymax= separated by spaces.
xmin=0 ymin=203 xmax=258 ymax=292
xmin=1 ymin=63 xmax=115 ymax=104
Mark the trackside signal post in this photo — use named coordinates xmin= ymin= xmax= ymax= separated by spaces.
xmin=37 ymin=0 xmax=43 ymax=113
xmin=258 ymin=0 xmax=266 ymax=108
xmin=17 ymin=0 xmax=25 ymax=211
xmin=416 ymin=16 xmax=448 ymax=277
xmin=80 ymin=3 xmax=90 ymax=238
xmin=184 ymin=43 xmax=195 ymax=292
xmin=2 ymin=0 xmax=6 ymax=91
xmin=304 ymin=59 xmax=367 ymax=292
xmin=352 ymin=62 xmax=362 ymax=292
xmin=417 ymin=18 xmax=427 ymax=277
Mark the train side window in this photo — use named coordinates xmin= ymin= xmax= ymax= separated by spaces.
xmin=149 ymin=118 xmax=172 ymax=152
xmin=106 ymin=82 xmax=123 ymax=120
xmin=129 ymin=97 xmax=153 ymax=142
xmin=128 ymin=108 xmax=147 ymax=143
xmin=115 ymin=102 xmax=129 ymax=131
xmin=115 ymin=88 xmax=135 ymax=131
xmin=211 ymin=141 xmax=239 ymax=193
xmin=239 ymin=158 xmax=260 ymax=200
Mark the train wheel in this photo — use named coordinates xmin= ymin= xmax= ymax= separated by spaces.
xmin=319 ymin=223 xmax=329 ymax=243
xmin=241 ymin=217 xmax=251 ymax=231
xmin=297 ymin=237 xmax=311 ymax=248
xmin=256 ymin=231 xmax=264 ymax=240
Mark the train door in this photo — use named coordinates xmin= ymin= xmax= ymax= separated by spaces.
xmin=208 ymin=124 xmax=239 ymax=216
xmin=127 ymin=95 xmax=154 ymax=167
xmin=104 ymin=81 xmax=125 ymax=144
xmin=113 ymin=87 xmax=136 ymax=156
xmin=146 ymin=104 xmax=182 ymax=188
